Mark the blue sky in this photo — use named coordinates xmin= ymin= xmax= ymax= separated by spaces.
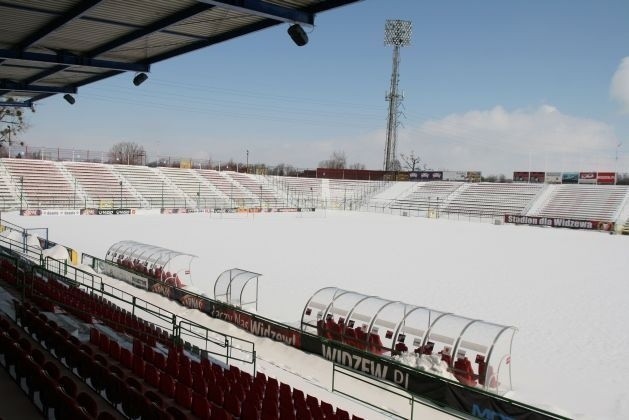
xmin=18 ymin=0 xmax=629 ymax=174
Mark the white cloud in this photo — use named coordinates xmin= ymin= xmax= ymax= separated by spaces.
xmin=611 ymin=57 xmax=629 ymax=113
xmin=303 ymin=105 xmax=621 ymax=175
xmin=401 ymin=105 xmax=620 ymax=175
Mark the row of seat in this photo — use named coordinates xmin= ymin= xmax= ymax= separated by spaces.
xmin=10 ymin=266 xmax=363 ymax=420
xmin=28 ymin=273 xmax=171 ymax=347
xmin=316 ymin=316 xmax=497 ymax=390
xmin=115 ymin=256 xmax=183 ymax=286
xmin=1 ymin=312 xmax=116 ymax=419
xmin=317 ymin=318 xmax=387 ymax=355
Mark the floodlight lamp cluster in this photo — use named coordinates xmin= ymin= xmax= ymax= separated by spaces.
xmin=384 ymin=19 xmax=412 ymax=47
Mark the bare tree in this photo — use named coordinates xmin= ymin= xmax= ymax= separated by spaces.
xmin=400 ymin=150 xmax=425 ymax=172
xmin=0 ymin=99 xmax=34 ymax=157
xmin=349 ymin=162 xmax=366 ymax=170
xmin=108 ymin=142 xmax=146 ymax=165
xmin=319 ymin=150 xmax=347 ymax=169
xmin=273 ymin=163 xmax=296 ymax=176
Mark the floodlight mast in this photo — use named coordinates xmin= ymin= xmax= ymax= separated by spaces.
xmin=383 ymin=19 xmax=412 ymax=172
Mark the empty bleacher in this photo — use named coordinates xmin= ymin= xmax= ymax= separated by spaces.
xmin=196 ymin=170 xmax=258 ymax=208
xmin=266 ymin=175 xmax=321 ymax=207
xmin=390 ymin=181 xmax=463 ymax=213
xmin=529 ymin=184 xmax=629 ymax=221
xmin=1 ymin=158 xmax=78 ymax=209
xmin=442 ymin=183 xmax=543 ymax=217
xmin=111 ymin=165 xmax=188 ymax=208
xmin=0 ymin=164 xmax=20 ymax=210
xmin=328 ymin=179 xmax=385 ymax=209
xmin=158 ymin=167 xmax=230 ymax=209
xmin=63 ymin=161 xmax=145 ymax=208
xmin=223 ymin=172 xmax=285 ymax=208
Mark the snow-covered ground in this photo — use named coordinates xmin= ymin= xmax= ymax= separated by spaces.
xmin=3 ymin=210 xmax=629 ymax=419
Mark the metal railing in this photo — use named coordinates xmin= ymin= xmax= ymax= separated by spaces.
xmin=332 ymin=364 xmax=468 ymax=420
xmin=10 ymin=252 xmax=258 ymax=374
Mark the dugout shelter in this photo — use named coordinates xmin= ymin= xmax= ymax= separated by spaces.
xmin=301 ymin=287 xmax=517 ymax=393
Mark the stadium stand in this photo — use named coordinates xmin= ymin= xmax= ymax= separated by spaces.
xmin=1 ymin=253 xmax=363 ymax=420
xmin=111 ymin=164 xmax=188 ymax=208
xmin=389 ymin=181 xmax=463 ymax=214
xmin=196 ymin=170 xmax=259 ymax=208
xmin=158 ymin=167 xmax=231 ymax=209
xmin=265 ymin=175 xmax=322 ymax=207
xmin=0 ymin=158 xmax=81 ymax=209
xmin=63 ymin=161 xmax=145 ymax=209
xmin=528 ymin=184 xmax=629 ymax=221
xmin=0 ymin=163 xmax=21 ymax=210
xmin=2 ymin=157 xmax=629 ymax=229
xmin=328 ymin=179 xmax=387 ymax=209
xmin=441 ymin=182 xmax=544 ymax=217
xmin=223 ymin=172 xmax=285 ymax=208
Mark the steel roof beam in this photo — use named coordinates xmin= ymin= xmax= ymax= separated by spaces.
xmin=0 ymin=80 xmax=76 ymax=94
xmin=0 ymin=49 xmax=149 ymax=72
xmin=0 ymin=100 xmax=32 ymax=107
xmin=150 ymin=19 xmax=278 ymax=64
xmin=197 ymin=0 xmax=314 ymax=25
xmin=17 ymin=0 xmax=103 ymax=49
xmin=89 ymin=3 xmax=215 ymax=57
xmin=22 ymin=64 xmax=70 ymax=85
xmin=307 ymin=0 xmax=363 ymax=13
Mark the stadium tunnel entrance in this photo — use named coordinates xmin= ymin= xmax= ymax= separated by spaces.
xmin=106 ymin=240 xmax=197 ymax=288
xmin=300 ymin=287 xmax=516 ymax=393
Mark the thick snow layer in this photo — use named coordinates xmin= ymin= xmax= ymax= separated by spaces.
xmin=42 ymin=244 xmax=69 ymax=260
xmin=4 ymin=210 xmax=629 ymax=419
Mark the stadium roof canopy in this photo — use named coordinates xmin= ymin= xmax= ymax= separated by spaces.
xmin=0 ymin=0 xmax=361 ymax=107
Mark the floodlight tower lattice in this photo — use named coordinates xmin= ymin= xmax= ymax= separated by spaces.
xmin=383 ymin=19 xmax=412 ymax=172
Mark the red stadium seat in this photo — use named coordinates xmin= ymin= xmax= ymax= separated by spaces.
xmin=120 ymin=347 xmax=133 ymax=369
xmin=394 ymin=341 xmax=408 ymax=354
xmin=368 ymin=333 xmax=386 ymax=355
xmin=144 ymin=363 xmax=161 ymax=388
xmin=89 ymin=328 xmax=100 ymax=345
xmin=133 ymin=355 xmax=145 ymax=377
xmin=159 ymin=373 xmax=176 ymax=398
xmin=208 ymin=386 xmax=224 ymax=406
xmin=453 ymin=352 xmax=477 ymax=387
xmin=192 ymin=392 xmax=212 ymax=420
xmin=175 ymin=382 xmax=193 ymax=409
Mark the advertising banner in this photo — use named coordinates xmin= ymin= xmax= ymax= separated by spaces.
xmin=161 ymin=208 xmax=189 ymax=214
xmin=529 ymin=172 xmax=545 ymax=183
xmin=513 ymin=172 xmax=530 ymax=183
xmin=81 ymin=208 xmax=136 ymax=215
xmin=466 ymin=171 xmax=482 ymax=182
xmin=18 ymin=209 xmax=81 ymax=216
xmin=579 ymin=172 xmax=597 ymax=184
xmin=412 ymin=171 xmax=444 ymax=181
xmin=504 ymin=215 xmax=614 ymax=231
xmin=442 ymin=171 xmax=467 ymax=181
xmin=561 ymin=172 xmax=578 ymax=184
xmin=545 ymin=172 xmax=562 ymax=184
xmin=20 ymin=209 xmax=42 ymax=216
xmin=300 ymin=334 xmax=559 ymax=420
xmin=597 ymin=172 xmax=616 ymax=185
xmin=142 ymin=276 xmax=302 ymax=348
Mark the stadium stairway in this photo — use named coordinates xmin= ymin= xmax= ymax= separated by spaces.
xmin=523 ymin=184 xmax=555 ymax=216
